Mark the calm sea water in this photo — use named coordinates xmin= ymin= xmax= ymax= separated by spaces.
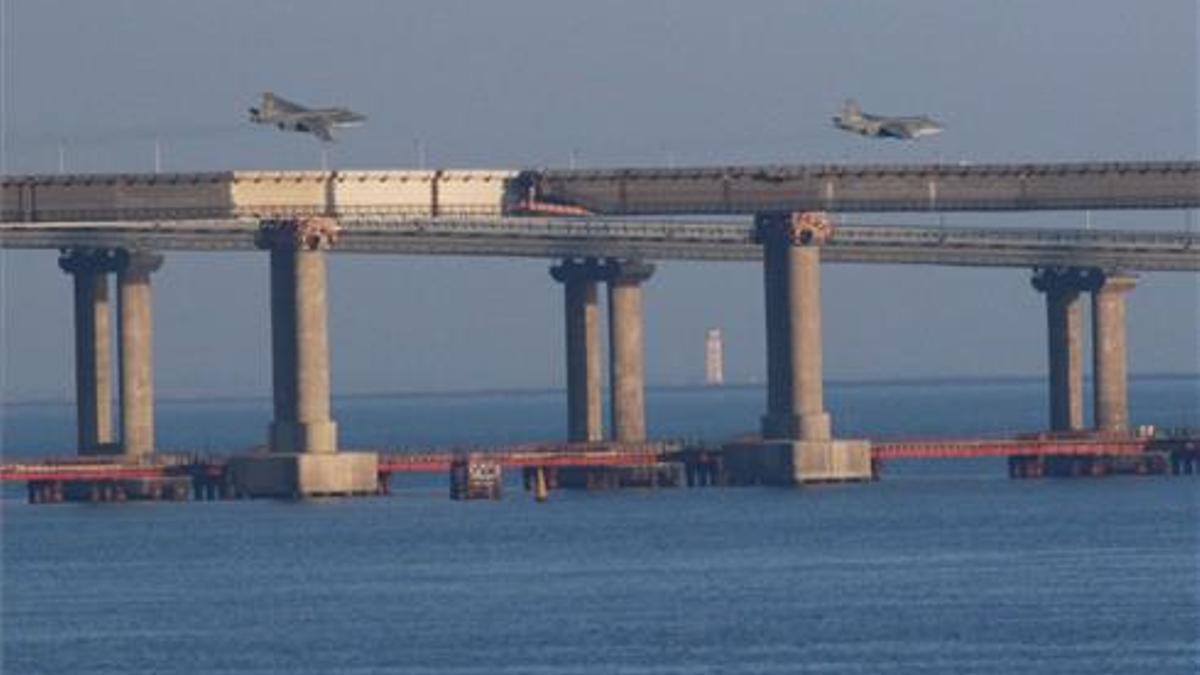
xmin=3 ymin=378 xmax=1198 ymax=674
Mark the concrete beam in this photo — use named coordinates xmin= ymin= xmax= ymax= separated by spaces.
xmin=115 ymin=250 xmax=163 ymax=458
xmin=550 ymin=259 xmax=605 ymax=442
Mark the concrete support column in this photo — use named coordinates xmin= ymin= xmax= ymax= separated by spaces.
xmin=758 ymin=212 xmax=831 ymax=441
xmin=58 ymin=249 xmax=120 ymax=455
xmin=226 ymin=219 xmax=376 ymax=499
xmin=550 ymin=259 xmax=605 ymax=442
xmin=604 ymin=259 xmax=655 ymax=443
xmin=1092 ymin=272 xmax=1136 ymax=433
xmin=1031 ymin=268 xmax=1089 ymax=432
xmin=115 ymin=250 xmax=163 ymax=458
xmin=258 ymin=218 xmax=339 ymax=454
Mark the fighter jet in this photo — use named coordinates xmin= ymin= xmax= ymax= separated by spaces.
xmin=832 ymin=99 xmax=943 ymax=140
xmin=248 ymin=92 xmax=366 ymax=142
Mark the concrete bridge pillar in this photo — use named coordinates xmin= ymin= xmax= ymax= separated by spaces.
xmin=115 ymin=250 xmax=163 ymax=458
xmin=1031 ymin=267 xmax=1091 ymax=432
xmin=230 ymin=218 xmax=377 ymax=498
xmin=719 ymin=213 xmax=869 ymax=485
xmin=758 ymin=213 xmax=831 ymax=441
xmin=58 ymin=249 xmax=121 ymax=455
xmin=259 ymin=219 xmax=338 ymax=454
xmin=1092 ymin=272 xmax=1136 ymax=433
xmin=550 ymin=258 xmax=605 ymax=442
xmin=604 ymin=259 xmax=655 ymax=442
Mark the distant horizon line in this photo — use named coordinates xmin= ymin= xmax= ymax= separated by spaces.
xmin=3 ymin=372 xmax=1196 ymax=408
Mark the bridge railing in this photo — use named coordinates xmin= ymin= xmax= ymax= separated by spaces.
xmin=830 ymin=225 xmax=1198 ymax=249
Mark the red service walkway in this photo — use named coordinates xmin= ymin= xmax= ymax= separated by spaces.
xmin=2 ymin=434 xmax=1195 ymax=488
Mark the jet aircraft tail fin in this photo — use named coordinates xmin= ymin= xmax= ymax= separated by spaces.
xmin=841 ymin=99 xmax=863 ymax=120
xmin=260 ymin=92 xmax=279 ymax=116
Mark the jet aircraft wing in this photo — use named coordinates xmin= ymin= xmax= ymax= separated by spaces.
xmin=879 ymin=121 xmax=918 ymax=139
xmin=329 ymin=109 xmax=366 ymax=125
xmin=298 ymin=117 xmax=335 ymax=142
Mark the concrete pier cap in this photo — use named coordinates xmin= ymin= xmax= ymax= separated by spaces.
xmin=741 ymin=211 xmax=871 ymax=485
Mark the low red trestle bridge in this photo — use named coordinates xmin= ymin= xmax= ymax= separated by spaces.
xmin=2 ymin=433 xmax=1196 ymax=503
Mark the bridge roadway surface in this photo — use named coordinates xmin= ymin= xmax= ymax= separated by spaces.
xmin=3 ymin=436 xmax=1194 ymax=482
xmin=3 ymin=217 xmax=1198 ymax=270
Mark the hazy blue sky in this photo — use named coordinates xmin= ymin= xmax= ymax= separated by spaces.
xmin=1 ymin=0 xmax=1197 ymax=403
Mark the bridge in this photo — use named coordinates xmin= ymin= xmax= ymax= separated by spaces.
xmin=2 ymin=160 xmax=1197 ymax=498
xmin=5 ymin=162 xmax=1199 ymax=222
xmin=2 ymin=217 xmax=1198 ymax=270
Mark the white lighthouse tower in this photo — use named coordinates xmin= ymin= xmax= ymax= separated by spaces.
xmin=705 ymin=328 xmax=724 ymax=386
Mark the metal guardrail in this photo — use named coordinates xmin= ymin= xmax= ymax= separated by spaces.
xmin=538 ymin=161 xmax=1200 ymax=179
xmin=869 ymin=438 xmax=1151 ymax=460
xmin=0 ymin=205 xmax=508 ymax=224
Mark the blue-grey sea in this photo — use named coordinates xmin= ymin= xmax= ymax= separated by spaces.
xmin=2 ymin=378 xmax=1198 ymax=674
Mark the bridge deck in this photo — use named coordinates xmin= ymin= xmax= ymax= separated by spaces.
xmin=2 ymin=217 xmax=1197 ymax=270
